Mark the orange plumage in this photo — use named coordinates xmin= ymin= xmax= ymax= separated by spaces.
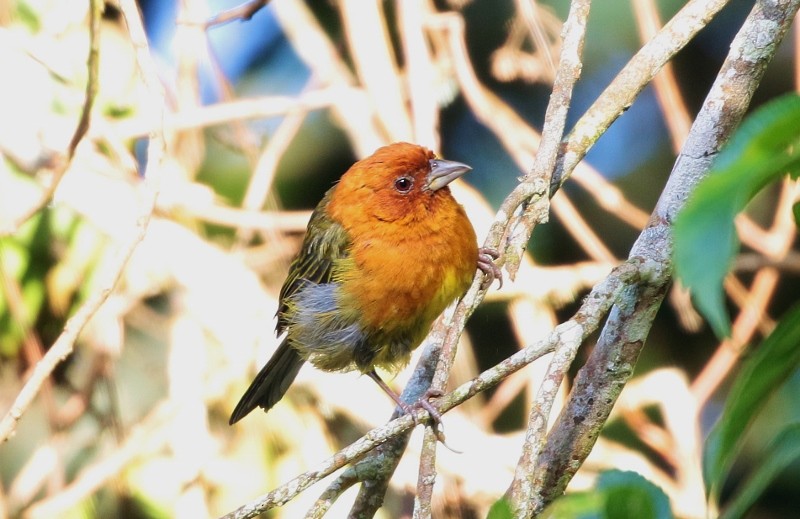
xmin=229 ymin=142 xmax=488 ymax=425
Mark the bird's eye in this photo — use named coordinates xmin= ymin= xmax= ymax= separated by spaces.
xmin=394 ymin=176 xmax=414 ymax=193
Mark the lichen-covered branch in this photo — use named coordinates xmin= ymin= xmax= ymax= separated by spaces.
xmin=546 ymin=0 xmax=732 ymax=194
xmin=504 ymin=0 xmax=591 ymax=277
xmin=525 ymin=0 xmax=800 ymax=514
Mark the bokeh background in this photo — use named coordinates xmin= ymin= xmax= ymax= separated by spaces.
xmin=0 ymin=0 xmax=798 ymax=517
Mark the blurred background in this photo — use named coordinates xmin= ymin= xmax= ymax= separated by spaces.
xmin=0 ymin=0 xmax=798 ymax=517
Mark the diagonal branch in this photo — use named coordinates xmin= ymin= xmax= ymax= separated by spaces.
xmin=204 ymin=0 xmax=272 ymax=28
xmin=503 ymin=0 xmax=591 ymax=276
xmin=0 ymin=0 xmax=166 ymax=444
xmin=501 ymin=0 xmax=734 ymax=272
xmin=414 ymin=1 xmax=591 ymax=516
xmin=524 ymin=0 xmax=800 ymax=514
xmin=0 ymin=0 xmax=102 ymax=238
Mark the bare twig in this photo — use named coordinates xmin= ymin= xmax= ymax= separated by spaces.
xmin=500 ymin=0 xmax=735 ymax=276
xmin=416 ymin=0 xmax=592 ymax=515
xmin=525 ymin=1 xmax=800 ymax=513
xmin=0 ymin=0 xmax=102 ymax=237
xmin=306 ymin=471 xmax=359 ymax=519
xmin=271 ymin=0 xmax=384 ymax=156
xmin=504 ymin=0 xmax=591 ymax=276
xmin=631 ymin=0 xmax=692 ymax=150
xmin=399 ymin=0 xmax=440 ymax=147
xmin=550 ymin=194 xmax=617 ymax=262
xmin=548 ymin=0 xmax=732 ymax=194
xmin=631 ymin=0 xmax=704 ymax=333
xmin=0 ymin=0 xmax=166 ymax=443
xmin=204 ymin=0 xmax=272 ymax=28
xmin=515 ymin=0 xmax=558 ymax=80
xmin=107 ymin=87 xmax=361 ymax=140
xmin=431 ymin=10 xmax=647 ymax=264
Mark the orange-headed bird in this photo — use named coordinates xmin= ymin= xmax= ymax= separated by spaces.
xmin=229 ymin=142 xmax=497 ymax=425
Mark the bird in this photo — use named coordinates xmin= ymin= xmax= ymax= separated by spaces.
xmin=229 ymin=142 xmax=499 ymax=426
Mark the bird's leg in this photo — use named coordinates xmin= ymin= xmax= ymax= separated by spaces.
xmin=367 ymin=370 xmax=446 ymax=436
xmin=477 ymin=247 xmax=503 ymax=289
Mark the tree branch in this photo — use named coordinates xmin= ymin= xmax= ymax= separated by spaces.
xmin=415 ymin=1 xmax=592 ymax=516
xmin=0 ymin=0 xmax=166 ymax=443
xmin=525 ymin=0 xmax=800 ymax=514
xmin=0 ymin=0 xmax=101 ymax=238
xmin=503 ymin=0 xmax=591 ymax=277
xmin=204 ymin=0 xmax=272 ymax=28
xmin=547 ymin=0 xmax=731 ymax=195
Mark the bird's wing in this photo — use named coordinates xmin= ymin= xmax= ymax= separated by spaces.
xmin=277 ymin=189 xmax=351 ymax=334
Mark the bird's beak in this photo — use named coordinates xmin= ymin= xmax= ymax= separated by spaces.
xmin=425 ymin=159 xmax=472 ymax=191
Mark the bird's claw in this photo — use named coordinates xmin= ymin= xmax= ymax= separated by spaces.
xmin=477 ymin=247 xmax=503 ymax=290
xmin=401 ymin=389 xmax=443 ymax=428
xmin=398 ymin=389 xmax=458 ymax=449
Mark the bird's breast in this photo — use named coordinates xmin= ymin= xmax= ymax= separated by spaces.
xmin=339 ymin=206 xmax=478 ymax=337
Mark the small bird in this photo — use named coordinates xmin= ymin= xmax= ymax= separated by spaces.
xmin=229 ymin=142 xmax=498 ymax=426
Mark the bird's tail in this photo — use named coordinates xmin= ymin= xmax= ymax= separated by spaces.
xmin=229 ymin=338 xmax=304 ymax=425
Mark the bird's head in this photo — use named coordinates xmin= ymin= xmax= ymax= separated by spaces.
xmin=330 ymin=142 xmax=471 ymax=225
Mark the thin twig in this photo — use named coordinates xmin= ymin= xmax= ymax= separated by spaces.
xmin=415 ymin=0 xmax=592 ymax=515
xmin=271 ymin=0 xmax=384 ymax=156
xmin=431 ymin=10 xmax=646 ymax=265
xmin=0 ymin=0 xmax=102 ymax=237
xmin=631 ymin=0 xmax=692 ymax=150
xmin=107 ymin=87 xmax=360 ymax=140
xmin=504 ymin=0 xmax=591 ymax=276
xmin=306 ymin=471 xmax=359 ymax=519
xmin=204 ymin=0 xmax=272 ymax=28
xmin=525 ymin=1 xmax=800 ymax=513
xmin=23 ymin=402 xmax=177 ymax=518
xmin=494 ymin=0 xmax=733 ymax=300
xmin=0 ymin=0 xmax=166 ymax=443
xmin=547 ymin=0 xmax=732 ymax=194
xmin=631 ymin=0 xmax=704 ymax=333
xmin=340 ymin=0 xmax=412 ymax=142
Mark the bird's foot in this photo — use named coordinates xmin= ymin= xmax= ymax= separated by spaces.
xmin=477 ymin=247 xmax=503 ymax=289
xmin=409 ymin=389 xmax=460 ymax=450
xmin=368 ymin=370 xmax=456 ymax=447
xmin=413 ymin=388 xmax=444 ymax=430
xmin=394 ymin=389 xmax=443 ymax=430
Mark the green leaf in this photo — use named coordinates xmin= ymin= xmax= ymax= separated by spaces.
xmin=540 ymin=470 xmax=672 ymax=519
xmin=674 ymin=93 xmax=800 ymax=338
xmin=598 ymin=470 xmax=672 ymax=519
xmin=486 ymin=497 xmax=514 ymax=519
xmin=540 ymin=491 xmax=603 ymax=519
xmin=703 ymin=303 xmax=800 ymax=501
xmin=720 ymin=424 xmax=800 ymax=519
xmin=793 ymin=201 xmax=800 ymax=228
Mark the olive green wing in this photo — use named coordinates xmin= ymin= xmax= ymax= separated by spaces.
xmin=277 ymin=188 xmax=351 ymax=334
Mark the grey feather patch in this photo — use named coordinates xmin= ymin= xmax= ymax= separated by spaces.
xmin=288 ymin=283 xmax=368 ymax=372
